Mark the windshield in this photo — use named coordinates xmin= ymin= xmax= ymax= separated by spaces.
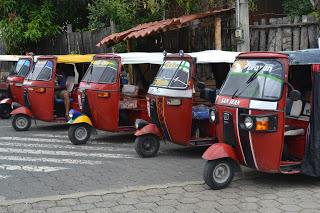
xmin=26 ymin=60 xmax=53 ymax=81
xmin=220 ymin=59 xmax=284 ymax=100
xmin=82 ymin=59 xmax=118 ymax=83
xmin=152 ymin=60 xmax=190 ymax=89
xmin=15 ymin=59 xmax=31 ymax=77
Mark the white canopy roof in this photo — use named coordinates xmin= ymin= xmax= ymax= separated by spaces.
xmin=117 ymin=52 xmax=165 ymax=65
xmin=187 ymin=50 xmax=241 ymax=64
xmin=0 ymin=55 xmax=24 ymax=62
xmin=113 ymin=50 xmax=240 ymax=65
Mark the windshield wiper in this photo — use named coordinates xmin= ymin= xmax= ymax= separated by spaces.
xmin=166 ymin=61 xmax=184 ymax=88
xmin=231 ymin=65 xmax=265 ymax=99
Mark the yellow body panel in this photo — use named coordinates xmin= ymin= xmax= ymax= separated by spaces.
xmin=72 ymin=115 xmax=93 ymax=126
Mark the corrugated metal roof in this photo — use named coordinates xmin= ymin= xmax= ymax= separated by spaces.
xmin=97 ymin=8 xmax=234 ymax=47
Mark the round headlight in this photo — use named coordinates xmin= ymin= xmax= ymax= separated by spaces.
xmin=135 ymin=120 xmax=139 ymax=129
xmin=209 ymin=110 xmax=216 ymax=122
xmin=244 ymin=116 xmax=254 ymax=129
xmin=69 ymin=111 xmax=74 ymax=119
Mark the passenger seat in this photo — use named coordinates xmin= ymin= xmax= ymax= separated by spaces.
xmin=285 ymin=99 xmax=305 ymax=136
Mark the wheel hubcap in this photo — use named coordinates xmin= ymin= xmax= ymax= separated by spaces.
xmin=16 ymin=117 xmax=28 ymax=129
xmin=213 ymin=163 xmax=231 ymax=184
xmin=142 ymin=139 xmax=156 ymax=152
xmin=75 ymin=126 xmax=88 ymax=141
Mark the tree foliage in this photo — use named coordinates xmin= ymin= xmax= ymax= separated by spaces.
xmin=283 ymin=0 xmax=314 ymax=16
xmin=0 ymin=0 xmax=91 ymax=54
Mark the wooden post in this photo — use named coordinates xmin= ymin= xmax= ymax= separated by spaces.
xmin=236 ymin=0 xmax=250 ymax=51
xmin=67 ymin=24 xmax=72 ymax=54
xmin=275 ymin=18 xmax=283 ymax=51
xmin=250 ymin=22 xmax=259 ymax=51
xmin=267 ymin=18 xmax=277 ymax=51
xmin=300 ymin=15 xmax=309 ymax=49
xmin=282 ymin=17 xmax=292 ymax=51
xmin=293 ymin=16 xmax=300 ymax=50
xmin=214 ymin=16 xmax=222 ymax=50
xmin=126 ymin=39 xmax=134 ymax=84
xmin=258 ymin=19 xmax=266 ymax=51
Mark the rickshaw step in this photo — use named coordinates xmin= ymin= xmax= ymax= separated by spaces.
xmin=280 ymin=162 xmax=301 ymax=173
xmin=190 ymin=138 xmax=216 ymax=146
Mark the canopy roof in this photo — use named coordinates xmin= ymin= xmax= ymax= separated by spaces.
xmin=97 ymin=8 xmax=234 ymax=47
xmin=0 ymin=55 xmax=24 ymax=62
xmin=56 ymin=54 xmax=94 ymax=63
xmin=95 ymin=50 xmax=240 ymax=65
xmin=186 ymin=50 xmax=240 ymax=64
xmin=286 ymin=49 xmax=320 ymax=65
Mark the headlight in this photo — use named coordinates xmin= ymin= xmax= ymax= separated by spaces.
xmin=135 ymin=120 xmax=139 ymax=129
xmin=209 ymin=110 xmax=216 ymax=122
xmin=69 ymin=111 xmax=74 ymax=119
xmin=244 ymin=116 xmax=254 ymax=130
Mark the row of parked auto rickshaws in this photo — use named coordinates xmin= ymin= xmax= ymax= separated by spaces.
xmin=1 ymin=49 xmax=320 ymax=190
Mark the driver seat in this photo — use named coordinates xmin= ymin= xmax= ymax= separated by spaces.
xmin=285 ymin=99 xmax=305 ymax=136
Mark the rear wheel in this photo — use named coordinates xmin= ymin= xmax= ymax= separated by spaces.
xmin=12 ymin=114 xmax=31 ymax=131
xmin=203 ymin=159 xmax=235 ymax=190
xmin=0 ymin=104 xmax=12 ymax=119
xmin=68 ymin=123 xmax=91 ymax=145
xmin=135 ymin=134 xmax=160 ymax=158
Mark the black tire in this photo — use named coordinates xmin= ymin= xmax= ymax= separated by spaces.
xmin=203 ymin=159 xmax=235 ymax=190
xmin=0 ymin=104 xmax=12 ymax=119
xmin=68 ymin=123 xmax=91 ymax=145
xmin=135 ymin=134 xmax=160 ymax=158
xmin=12 ymin=114 xmax=31 ymax=131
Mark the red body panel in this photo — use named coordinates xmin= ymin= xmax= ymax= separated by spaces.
xmin=11 ymin=106 xmax=33 ymax=117
xmin=7 ymin=76 xmax=26 ymax=105
xmin=202 ymin=143 xmax=239 ymax=162
xmin=135 ymin=123 xmax=162 ymax=137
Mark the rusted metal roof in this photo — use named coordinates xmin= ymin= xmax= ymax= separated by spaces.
xmin=97 ymin=8 xmax=234 ymax=47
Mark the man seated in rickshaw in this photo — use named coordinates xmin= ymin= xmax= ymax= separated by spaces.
xmin=54 ymin=70 xmax=70 ymax=119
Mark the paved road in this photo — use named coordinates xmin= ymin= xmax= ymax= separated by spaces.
xmin=1 ymin=175 xmax=320 ymax=213
xmin=0 ymin=118 xmax=207 ymax=200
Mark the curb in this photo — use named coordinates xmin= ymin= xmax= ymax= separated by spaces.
xmin=0 ymin=170 xmax=261 ymax=206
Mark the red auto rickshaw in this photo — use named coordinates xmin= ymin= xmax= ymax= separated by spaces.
xmin=202 ymin=49 xmax=320 ymax=189
xmin=11 ymin=54 xmax=93 ymax=131
xmin=0 ymin=56 xmax=34 ymax=118
xmin=67 ymin=52 xmax=164 ymax=145
xmin=134 ymin=50 xmax=240 ymax=157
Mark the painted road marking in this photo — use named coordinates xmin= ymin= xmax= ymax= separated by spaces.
xmin=32 ymin=134 xmax=68 ymax=138
xmin=0 ymin=137 xmax=133 ymax=146
xmin=0 ymin=155 xmax=104 ymax=165
xmin=0 ymin=141 xmax=132 ymax=152
xmin=0 ymin=175 xmax=10 ymax=179
xmin=0 ymin=164 xmax=68 ymax=172
xmin=0 ymin=147 xmax=136 ymax=159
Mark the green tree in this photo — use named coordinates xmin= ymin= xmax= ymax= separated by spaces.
xmin=283 ymin=0 xmax=314 ymax=16
xmin=0 ymin=0 xmax=91 ymax=54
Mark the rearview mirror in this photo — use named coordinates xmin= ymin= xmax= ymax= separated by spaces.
xmin=289 ymin=90 xmax=301 ymax=101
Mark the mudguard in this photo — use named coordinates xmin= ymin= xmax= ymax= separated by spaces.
xmin=0 ymin=98 xmax=12 ymax=105
xmin=10 ymin=106 xmax=33 ymax=117
xmin=202 ymin=143 xmax=239 ymax=163
xmin=69 ymin=115 xmax=93 ymax=126
xmin=134 ymin=123 xmax=162 ymax=138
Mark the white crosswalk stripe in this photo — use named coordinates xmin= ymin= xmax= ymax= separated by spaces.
xmin=0 ymin=164 xmax=68 ymax=172
xmin=0 ymin=140 xmax=132 ymax=152
xmin=0 ymin=134 xmax=136 ymax=176
xmin=0 ymin=155 xmax=104 ymax=165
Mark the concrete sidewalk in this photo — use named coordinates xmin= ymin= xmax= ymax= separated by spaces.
xmin=1 ymin=173 xmax=320 ymax=213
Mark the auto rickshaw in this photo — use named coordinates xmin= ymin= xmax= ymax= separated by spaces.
xmin=0 ymin=55 xmax=35 ymax=118
xmin=11 ymin=54 xmax=93 ymax=131
xmin=67 ymin=52 xmax=164 ymax=145
xmin=202 ymin=49 xmax=320 ymax=189
xmin=134 ymin=50 xmax=240 ymax=157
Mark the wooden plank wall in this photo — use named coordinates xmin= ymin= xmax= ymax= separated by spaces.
xmin=33 ymin=27 xmax=112 ymax=55
xmin=250 ymin=15 xmax=320 ymax=51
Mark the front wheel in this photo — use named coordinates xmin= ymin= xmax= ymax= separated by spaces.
xmin=135 ymin=134 xmax=160 ymax=158
xmin=203 ymin=159 xmax=235 ymax=190
xmin=68 ymin=123 xmax=92 ymax=145
xmin=12 ymin=114 xmax=31 ymax=131
xmin=0 ymin=104 xmax=12 ymax=119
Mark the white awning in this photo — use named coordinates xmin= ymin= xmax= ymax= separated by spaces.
xmin=117 ymin=52 xmax=165 ymax=65
xmin=187 ymin=50 xmax=241 ymax=64
xmin=0 ymin=55 xmax=24 ymax=62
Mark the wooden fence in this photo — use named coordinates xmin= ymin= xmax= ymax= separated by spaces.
xmin=33 ymin=27 xmax=112 ymax=55
xmin=250 ymin=15 xmax=320 ymax=51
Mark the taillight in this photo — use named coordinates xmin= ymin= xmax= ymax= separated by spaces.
xmin=97 ymin=92 xmax=110 ymax=98
xmin=29 ymin=87 xmax=46 ymax=93
xmin=167 ymin=98 xmax=181 ymax=106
